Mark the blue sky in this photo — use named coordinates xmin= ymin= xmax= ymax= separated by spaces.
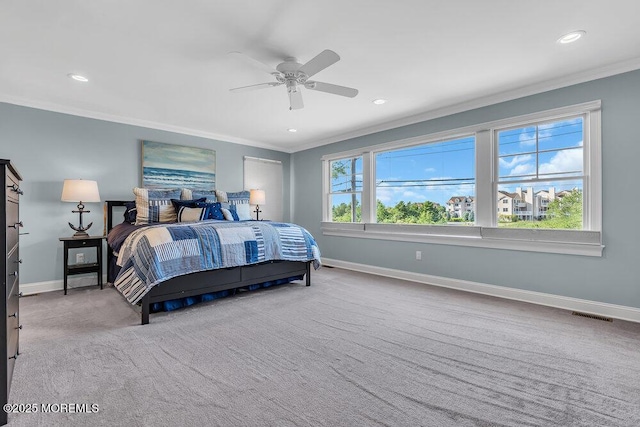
xmin=372 ymin=117 xmax=583 ymax=206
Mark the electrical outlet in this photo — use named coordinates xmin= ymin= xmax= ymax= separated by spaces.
xmin=415 ymin=250 xmax=422 ymax=260
xmin=76 ymin=253 xmax=85 ymax=264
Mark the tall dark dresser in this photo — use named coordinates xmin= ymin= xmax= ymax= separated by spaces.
xmin=1 ymin=160 xmax=22 ymax=426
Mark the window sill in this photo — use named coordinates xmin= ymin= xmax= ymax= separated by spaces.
xmin=321 ymin=222 xmax=604 ymax=257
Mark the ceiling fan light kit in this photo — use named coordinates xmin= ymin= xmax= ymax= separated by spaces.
xmin=230 ymin=49 xmax=358 ymax=110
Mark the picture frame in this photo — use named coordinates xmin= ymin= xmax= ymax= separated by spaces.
xmin=141 ymin=140 xmax=216 ymax=190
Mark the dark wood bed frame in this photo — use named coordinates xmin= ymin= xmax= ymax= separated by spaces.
xmin=106 ymin=200 xmax=311 ymax=325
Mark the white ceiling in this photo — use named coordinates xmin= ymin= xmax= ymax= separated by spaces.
xmin=2 ymin=1 xmax=640 ymax=153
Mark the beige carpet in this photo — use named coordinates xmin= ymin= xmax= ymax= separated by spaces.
xmin=7 ymin=267 xmax=640 ymax=426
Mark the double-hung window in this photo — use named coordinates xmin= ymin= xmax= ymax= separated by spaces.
xmin=321 ymin=101 xmax=602 ymax=256
xmin=375 ymin=136 xmax=475 ymax=224
xmin=327 ymin=156 xmax=363 ymax=223
xmin=496 ymin=116 xmax=585 ymax=229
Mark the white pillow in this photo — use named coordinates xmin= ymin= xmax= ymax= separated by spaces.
xmin=177 ymin=206 xmax=206 ymax=222
xmin=235 ymin=203 xmax=252 ymax=221
xmin=220 ymin=208 xmax=234 ymax=221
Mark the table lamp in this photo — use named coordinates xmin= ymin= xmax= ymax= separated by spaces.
xmin=61 ymin=179 xmax=101 ymax=238
xmin=249 ymin=189 xmax=266 ymax=221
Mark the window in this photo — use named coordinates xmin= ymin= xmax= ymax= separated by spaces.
xmin=328 ymin=156 xmax=363 ymax=222
xmin=375 ymin=136 xmax=475 ymax=224
xmin=496 ymin=117 xmax=584 ymax=229
xmin=321 ymin=101 xmax=602 ymax=256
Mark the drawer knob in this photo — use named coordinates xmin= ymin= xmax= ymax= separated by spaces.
xmin=14 ymin=259 xmax=23 ymax=264
xmin=7 ymin=184 xmax=22 ymax=194
xmin=9 ymin=271 xmax=18 ymax=277
xmin=8 ymin=353 xmax=18 ymax=360
xmin=8 ymin=221 xmax=23 ymax=229
xmin=16 ymin=292 xmax=23 ymax=297
xmin=15 ymin=325 xmax=22 ymax=330
xmin=8 ymin=312 xmax=17 ymax=318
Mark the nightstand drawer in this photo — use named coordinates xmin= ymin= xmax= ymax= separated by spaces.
xmin=65 ymin=238 xmax=101 ymax=249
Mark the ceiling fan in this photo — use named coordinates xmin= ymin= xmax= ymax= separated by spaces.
xmin=229 ymin=49 xmax=358 ymax=110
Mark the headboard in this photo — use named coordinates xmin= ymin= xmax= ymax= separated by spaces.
xmin=106 ymin=200 xmax=129 ymax=233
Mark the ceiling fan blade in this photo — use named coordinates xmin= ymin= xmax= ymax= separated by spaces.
xmin=289 ymin=89 xmax=304 ymax=110
xmin=298 ymin=50 xmax=340 ymax=78
xmin=228 ymin=51 xmax=280 ymax=76
xmin=304 ymin=81 xmax=358 ymax=98
xmin=229 ymin=82 xmax=282 ymax=93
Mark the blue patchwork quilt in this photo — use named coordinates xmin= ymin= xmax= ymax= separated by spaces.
xmin=114 ymin=221 xmax=321 ymax=304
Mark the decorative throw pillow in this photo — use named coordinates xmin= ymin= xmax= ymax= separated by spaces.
xmin=220 ymin=203 xmax=240 ymax=221
xmin=216 ymin=190 xmax=250 ymax=217
xmin=176 ymin=206 xmax=207 ymax=222
xmin=170 ymin=198 xmax=206 ymax=212
xmin=195 ymin=202 xmax=225 ymax=220
xmin=214 ymin=190 xmax=228 ymax=203
xmin=220 ymin=207 xmax=234 ymax=221
xmin=181 ymin=188 xmax=217 ymax=202
xmin=133 ymin=187 xmax=181 ymax=225
xmin=226 ymin=190 xmax=250 ymax=206
xmin=123 ymin=201 xmax=137 ymax=223
xmin=234 ymin=203 xmax=252 ymax=221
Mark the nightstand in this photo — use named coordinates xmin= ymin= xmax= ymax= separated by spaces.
xmin=59 ymin=236 xmax=105 ymax=295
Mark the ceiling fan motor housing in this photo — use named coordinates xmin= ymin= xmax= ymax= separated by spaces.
xmin=230 ymin=49 xmax=357 ymax=109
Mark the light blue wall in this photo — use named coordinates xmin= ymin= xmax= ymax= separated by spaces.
xmin=0 ymin=103 xmax=291 ymax=284
xmin=292 ymin=69 xmax=640 ymax=309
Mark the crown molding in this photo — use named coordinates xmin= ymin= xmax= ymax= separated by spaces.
xmin=0 ymin=95 xmax=288 ymax=153
xmin=290 ymin=56 xmax=640 ymax=153
xmin=2 ymin=57 xmax=640 ymax=155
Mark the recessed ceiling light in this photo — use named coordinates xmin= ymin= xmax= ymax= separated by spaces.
xmin=67 ymin=73 xmax=89 ymax=82
xmin=287 ymin=128 xmax=297 ymax=133
xmin=557 ymin=30 xmax=586 ymax=44
xmin=372 ymin=99 xmax=388 ymax=105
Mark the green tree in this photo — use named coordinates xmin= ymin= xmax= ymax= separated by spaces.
xmin=545 ymin=189 xmax=582 ymax=229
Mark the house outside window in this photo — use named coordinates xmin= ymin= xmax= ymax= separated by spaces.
xmin=375 ymin=136 xmax=475 ymax=224
xmin=496 ymin=116 xmax=585 ymax=229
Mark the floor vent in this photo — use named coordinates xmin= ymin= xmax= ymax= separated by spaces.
xmin=572 ymin=311 xmax=613 ymax=322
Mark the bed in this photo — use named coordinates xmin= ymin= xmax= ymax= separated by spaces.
xmin=106 ymin=200 xmax=320 ymax=324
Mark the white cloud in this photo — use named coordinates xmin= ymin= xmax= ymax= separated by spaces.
xmin=424 ymin=167 xmax=436 ymax=173
xmin=519 ymin=130 xmax=537 ymax=146
xmin=499 ymin=154 xmax=533 ymax=169
xmin=376 ymin=176 xmax=474 ymax=206
xmin=539 ymin=148 xmax=583 ymax=175
xmin=511 ymin=163 xmax=535 ymax=176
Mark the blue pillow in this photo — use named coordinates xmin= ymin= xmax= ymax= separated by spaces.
xmin=123 ymin=201 xmax=137 ymax=223
xmin=229 ymin=204 xmax=240 ymax=221
xmin=171 ymin=197 xmax=206 ymax=212
xmin=221 ymin=203 xmax=240 ymax=221
xmin=195 ymin=202 xmax=225 ymax=220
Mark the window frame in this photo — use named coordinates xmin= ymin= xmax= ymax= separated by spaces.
xmin=321 ymin=101 xmax=602 ymax=257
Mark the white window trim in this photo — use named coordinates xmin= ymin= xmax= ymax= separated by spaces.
xmin=321 ymin=101 xmax=603 ymax=257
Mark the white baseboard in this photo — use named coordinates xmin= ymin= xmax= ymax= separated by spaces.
xmin=21 ymin=274 xmax=108 ymax=295
xmin=322 ymin=258 xmax=640 ymax=323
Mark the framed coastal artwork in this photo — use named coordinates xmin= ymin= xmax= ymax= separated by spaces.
xmin=141 ymin=140 xmax=216 ymax=190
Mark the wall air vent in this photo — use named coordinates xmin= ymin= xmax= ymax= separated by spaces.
xmin=571 ymin=311 xmax=613 ymax=322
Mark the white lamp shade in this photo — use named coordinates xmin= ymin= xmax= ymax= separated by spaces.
xmin=249 ymin=189 xmax=266 ymax=205
xmin=61 ymin=179 xmax=101 ymax=202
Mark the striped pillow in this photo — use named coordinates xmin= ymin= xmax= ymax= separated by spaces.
xmin=133 ymin=187 xmax=181 ymax=225
xmin=181 ymin=188 xmax=217 ymax=202
xmin=177 ymin=206 xmax=207 ymax=222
